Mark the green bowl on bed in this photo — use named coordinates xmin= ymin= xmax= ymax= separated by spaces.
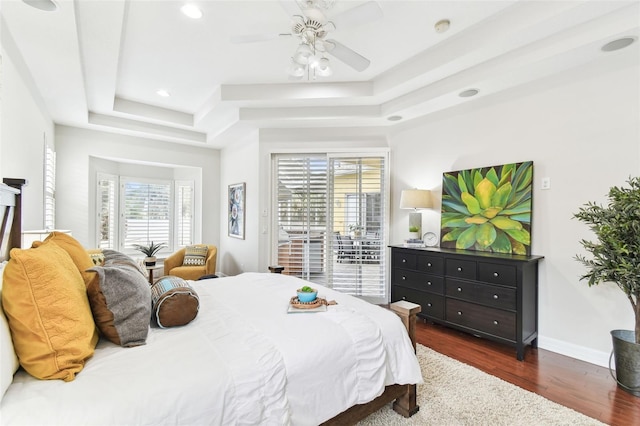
xmin=297 ymin=287 xmax=317 ymax=303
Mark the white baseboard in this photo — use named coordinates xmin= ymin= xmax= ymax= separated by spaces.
xmin=538 ymin=336 xmax=611 ymax=369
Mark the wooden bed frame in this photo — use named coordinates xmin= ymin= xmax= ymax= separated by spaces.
xmin=0 ymin=178 xmax=420 ymax=425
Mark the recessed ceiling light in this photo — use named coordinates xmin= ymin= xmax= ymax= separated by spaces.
xmin=434 ymin=19 xmax=450 ymax=34
xmin=459 ymin=89 xmax=479 ymax=98
xmin=181 ymin=4 xmax=203 ymax=19
xmin=22 ymin=0 xmax=57 ymax=12
xmin=387 ymin=115 xmax=403 ymax=122
xmin=601 ymin=37 xmax=636 ymax=52
xmin=156 ymin=89 xmax=171 ymax=97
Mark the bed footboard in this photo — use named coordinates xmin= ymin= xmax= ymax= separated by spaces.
xmin=320 ymin=300 xmax=421 ymax=425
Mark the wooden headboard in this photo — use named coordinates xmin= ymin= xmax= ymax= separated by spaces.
xmin=0 ymin=178 xmax=26 ymax=262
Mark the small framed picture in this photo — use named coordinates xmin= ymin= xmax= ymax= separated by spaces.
xmin=228 ymin=182 xmax=245 ymax=239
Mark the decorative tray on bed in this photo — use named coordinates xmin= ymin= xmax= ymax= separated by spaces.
xmin=287 ymin=296 xmax=335 ymax=313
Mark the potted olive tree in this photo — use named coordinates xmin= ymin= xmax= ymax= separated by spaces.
xmin=574 ymin=176 xmax=640 ymax=397
xmin=133 ymin=241 xmax=167 ymax=267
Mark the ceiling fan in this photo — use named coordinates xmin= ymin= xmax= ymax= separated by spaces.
xmin=231 ymin=0 xmax=383 ymax=79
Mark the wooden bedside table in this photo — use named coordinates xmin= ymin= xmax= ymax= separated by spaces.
xmin=145 ymin=265 xmax=163 ymax=285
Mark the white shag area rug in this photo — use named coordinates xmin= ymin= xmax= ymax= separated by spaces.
xmin=357 ymin=344 xmax=605 ymax=426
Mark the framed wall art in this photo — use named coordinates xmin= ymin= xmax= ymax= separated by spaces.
xmin=228 ymin=182 xmax=245 ymax=239
xmin=440 ymin=161 xmax=533 ymax=255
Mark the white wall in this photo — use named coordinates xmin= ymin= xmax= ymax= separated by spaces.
xmin=389 ymin=62 xmax=639 ymax=366
xmin=55 ymin=126 xmax=221 ymax=251
xmin=0 ymin=31 xmax=54 ymax=230
xmin=219 ymin=132 xmax=260 ymax=275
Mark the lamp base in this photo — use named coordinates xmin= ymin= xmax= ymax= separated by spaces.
xmin=408 ymin=212 xmax=422 ymax=237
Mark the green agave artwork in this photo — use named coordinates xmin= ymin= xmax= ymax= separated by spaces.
xmin=440 ymin=161 xmax=533 ymax=255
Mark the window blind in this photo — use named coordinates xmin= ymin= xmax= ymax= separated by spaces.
xmin=176 ymin=181 xmax=194 ymax=247
xmin=97 ymin=173 xmax=117 ymax=249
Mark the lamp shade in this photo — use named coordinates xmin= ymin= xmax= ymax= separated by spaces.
xmin=400 ymin=189 xmax=432 ymax=210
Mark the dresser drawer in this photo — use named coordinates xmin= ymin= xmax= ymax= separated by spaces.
xmin=393 ymin=251 xmax=417 ymax=270
xmin=393 ymin=269 xmax=444 ymax=293
xmin=417 ymin=255 xmax=444 ymax=275
xmin=478 ymin=262 xmax=517 ymax=287
xmin=392 ymin=286 xmax=444 ymax=320
xmin=446 ymin=299 xmax=516 ymax=340
xmin=445 ymin=278 xmax=516 ymax=310
xmin=445 ymin=258 xmax=476 ymax=280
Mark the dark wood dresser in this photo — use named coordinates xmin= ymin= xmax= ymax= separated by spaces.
xmin=390 ymin=245 xmax=543 ymax=360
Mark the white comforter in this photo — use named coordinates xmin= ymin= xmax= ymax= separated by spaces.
xmin=1 ymin=272 xmax=422 ymax=425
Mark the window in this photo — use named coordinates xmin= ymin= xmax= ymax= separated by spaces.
xmin=96 ymin=174 xmax=193 ymax=253
xmin=44 ymin=142 xmax=56 ymax=229
xmin=273 ymin=153 xmax=388 ymax=303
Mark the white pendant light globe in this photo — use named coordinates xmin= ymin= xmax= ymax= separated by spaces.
xmin=287 ymin=61 xmax=305 ymax=77
xmin=308 ymin=53 xmax=321 ymax=69
xmin=293 ymin=43 xmax=313 ymax=65
xmin=316 ymin=57 xmax=332 ymax=76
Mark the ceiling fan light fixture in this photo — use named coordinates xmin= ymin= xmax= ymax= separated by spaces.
xmin=293 ymin=43 xmax=313 ymax=65
xmin=316 ymin=58 xmax=332 ymax=76
xmin=287 ymin=61 xmax=305 ymax=77
xmin=180 ymin=3 xmax=202 ymax=19
xmin=22 ymin=0 xmax=57 ymax=12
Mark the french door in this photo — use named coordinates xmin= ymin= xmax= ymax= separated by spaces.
xmin=273 ymin=153 xmax=389 ymax=303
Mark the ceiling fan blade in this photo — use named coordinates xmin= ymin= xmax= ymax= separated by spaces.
xmin=279 ymin=0 xmax=302 ymax=17
xmin=324 ymin=39 xmax=370 ymax=72
xmin=330 ymin=1 xmax=383 ymax=30
xmin=230 ymin=33 xmax=290 ymax=44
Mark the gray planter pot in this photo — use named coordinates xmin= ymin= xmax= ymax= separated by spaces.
xmin=610 ymin=329 xmax=640 ymax=397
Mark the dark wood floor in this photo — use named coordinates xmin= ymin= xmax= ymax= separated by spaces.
xmin=414 ymin=319 xmax=640 ymax=426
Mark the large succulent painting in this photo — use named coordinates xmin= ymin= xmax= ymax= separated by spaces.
xmin=440 ymin=161 xmax=533 ymax=255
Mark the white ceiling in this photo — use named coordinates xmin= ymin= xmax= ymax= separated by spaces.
xmin=2 ymin=0 xmax=639 ymax=148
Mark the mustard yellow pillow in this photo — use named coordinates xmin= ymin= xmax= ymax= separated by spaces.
xmin=2 ymin=243 xmax=98 ymax=381
xmin=32 ymin=232 xmax=95 ymax=287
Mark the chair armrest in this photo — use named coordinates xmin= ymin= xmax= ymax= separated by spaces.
xmin=163 ymin=250 xmax=184 ymax=275
xmin=205 ymin=246 xmax=217 ymax=274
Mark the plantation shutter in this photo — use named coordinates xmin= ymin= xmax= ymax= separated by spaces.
xmin=275 ymin=155 xmax=328 ymax=284
xmin=43 ymin=142 xmax=56 ymax=229
xmin=175 ymin=181 xmax=194 ymax=247
xmin=273 ymin=153 xmax=388 ymax=303
xmin=327 ymin=156 xmax=387 ymax=301
xmin=121 ymin=179 xmax=171 ymax=251
xmin=97 ymin=173 xmax=117 ymax=249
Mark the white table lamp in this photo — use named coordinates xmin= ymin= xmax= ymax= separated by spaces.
xmin=400 ymin=189 xmax=433 ymax=238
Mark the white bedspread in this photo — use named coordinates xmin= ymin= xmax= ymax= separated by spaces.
xmin=1 ymin=272 xmax=422 ymax=425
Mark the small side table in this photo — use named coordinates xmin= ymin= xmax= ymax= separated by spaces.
xmin=145 ymin=265 xmax=163 ymax=285
xmin=268 ymin=265 xmax=284 ymax=274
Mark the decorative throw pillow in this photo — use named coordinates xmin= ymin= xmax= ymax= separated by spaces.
xmin=0 ymin=261 xmax=20 ymax=398
xmin=87 ymin=249 xmax=105 ymax=266
xmin=182 ymin=244 xmax=208 ymax=266
xmin=151 ymin=276 xmax=199 ymax=328
xmin=32 ymin=232 xmax=96 ymax=287
xmin=2 ymin=243 xmax=98 ymax=381
xmin=86 ymin=249 xmax=151 ymax=347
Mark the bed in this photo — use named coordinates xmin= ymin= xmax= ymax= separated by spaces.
xmin=0 ymin=179 xmax=422 ymax=425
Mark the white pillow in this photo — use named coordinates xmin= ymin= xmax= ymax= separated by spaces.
xmin=0 ymin=261 xmax=20 ymax=399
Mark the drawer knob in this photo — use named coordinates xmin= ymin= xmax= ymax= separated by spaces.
xmin=493 ymin=320 xmax=499 ymax=325
xmin=457 ymin=267 xmax=463 ymax=272
xmin=457 ymin=311 xmax=462 ymax=316
xmin=402 ymin=276 xmax=406 ymax=280
xmin=457 ymin=287 xmax=462 ymax=292
xmin=402 ymin=259 xmax=406 ymax=263
xmin=427 ymin=303 xmax=432 ymax=307
xmin=402 ymin=296 xmax=406 ymax=300
xmin=427 ymin=262 xmax=432 ymax=267
xmin=427 ymin=281 xmax=432 ymax=286
xmin=493 ymin=272 xmax=499 ymax=277
xmin=493 ymin=294 xmax=499 ymax=299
